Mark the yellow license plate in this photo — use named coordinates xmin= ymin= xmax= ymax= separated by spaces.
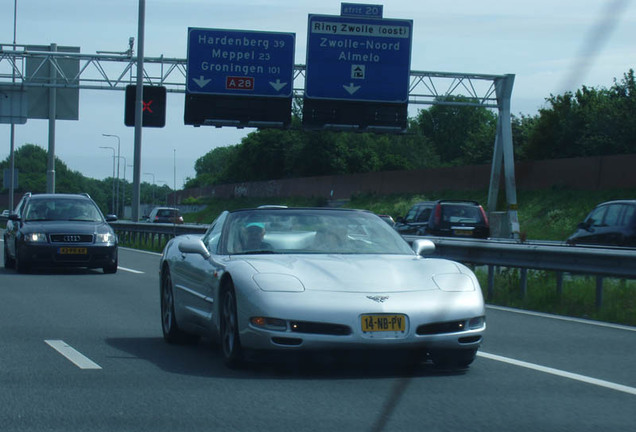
xmin=58 ymin=247 xmax=87 ymax=255
xmin=454 ymin=229 xmax=473 ymax=236
xmin=361 ymin=314 xmax=406 ymax=332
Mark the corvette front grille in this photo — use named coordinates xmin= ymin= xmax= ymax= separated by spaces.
xmin=290 ymin=321 xmax=352 ymax=336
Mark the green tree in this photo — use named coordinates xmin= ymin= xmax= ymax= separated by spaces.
xmin=414 ymin=97 xmax=497 ymax=165
xmin=0 ymin=144 xmax=111 ymax=213
xmin=524 ymin=69 xmax=636 ymax=160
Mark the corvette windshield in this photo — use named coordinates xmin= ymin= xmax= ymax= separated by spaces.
xmin=224 ymin=209 xmax=414 ymax=255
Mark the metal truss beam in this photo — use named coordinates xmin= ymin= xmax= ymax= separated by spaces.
xmin=0 ymin=44 xmax=519 ymax=237
xmin=0 ymin=45 xmax=506 ymax=107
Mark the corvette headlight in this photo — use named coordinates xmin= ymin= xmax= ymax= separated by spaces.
xmin=26 ymin=233 xmax=47 ymax=243
xmin=253 ymin=274 xmax=305 ymax=292
xmin=96 ymin=233 xmax=116 ymax=243
xmin=433 ymin=273 xmax=475 ymax=292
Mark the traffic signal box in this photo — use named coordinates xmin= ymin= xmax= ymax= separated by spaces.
xmin=124 ymin=85 xmax=167 ymax=128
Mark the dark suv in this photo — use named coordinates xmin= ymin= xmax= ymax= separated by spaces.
xmin=147 ymin=207 xmax=184 ymax=224
xmin=394 ymin=201 xmax=435 ymax=235
xmin=566 ymin=200 xmax=636 ymax=247
xmin=3 ymin=193 xmax=118 ymax=273
xmin=397 ymin=200 xmax=489 ymax=239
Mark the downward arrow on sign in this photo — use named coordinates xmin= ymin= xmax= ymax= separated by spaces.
xmin=343 ymin=83 xmax=361 ymax=95
xmin=269 ymin=79 xmax=288 ymax=91
xmin=193 ymin=75 xmax=211 ymax=88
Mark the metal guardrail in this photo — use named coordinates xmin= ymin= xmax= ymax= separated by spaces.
xmin=9 ymin=219 xmax=629 ymax=308
xmin=403 ymin=236 xmax=636 ymax=278
xmin=404 ymin=235 xmax=636 ymax=308
xmin=110 ymin=221 xmax=206 ymax=250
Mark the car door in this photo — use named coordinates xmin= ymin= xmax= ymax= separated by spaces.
xmin=172 ymin=212 xmax=227 ymax=328
xmin=622 ymin=204 xmax=636 ymax=246
xmin=578 ymin=204 xmax=623 ymax=245
xmin=596 ymin=204 xmax=628 ymax=245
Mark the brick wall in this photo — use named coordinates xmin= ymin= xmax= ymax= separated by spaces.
xmin=173 ymin=154 xmax=636 ymax=202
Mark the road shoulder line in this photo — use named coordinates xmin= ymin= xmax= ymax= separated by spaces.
xmin=486 ymin=304 xmax=636 ymax=332
xmin=478 ymin=351 xmax=636 ymax=396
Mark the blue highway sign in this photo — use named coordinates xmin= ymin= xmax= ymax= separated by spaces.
xmin=305 ymin=14 xmax=412 ymax=103
xmin=187 ymin=28 xmax=295 ymax=97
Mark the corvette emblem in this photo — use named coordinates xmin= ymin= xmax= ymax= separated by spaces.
xmin=367 ymin=295 xmax=389 ymax=303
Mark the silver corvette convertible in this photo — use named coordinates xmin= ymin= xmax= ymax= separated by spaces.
xmin=159 ymin=207 xmax=486 ymax=369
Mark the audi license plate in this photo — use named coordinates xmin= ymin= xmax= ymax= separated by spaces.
xmin=58 ymin=247 xmax=87 ymax=255
xmin=361 ymin=314 xmax=406 ymax=332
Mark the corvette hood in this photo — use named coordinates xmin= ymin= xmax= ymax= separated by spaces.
xmin=241 ymin=255 xmax=463 ymax=293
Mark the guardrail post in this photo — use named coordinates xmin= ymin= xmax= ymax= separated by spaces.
xmin=556 ymin=272 xmax=563 ymax=296
xmin=520 ymin=268 xmax=528 ymax=298
xmin=596 ymin=276 xmax=604 ymax=309
xmin=487 ymin=265 xmax=495 ymax=301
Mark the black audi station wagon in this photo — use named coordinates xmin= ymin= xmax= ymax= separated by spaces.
xmin=3 ymin=193 xmax=118 ymax=273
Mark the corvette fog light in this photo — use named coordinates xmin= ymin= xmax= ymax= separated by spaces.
xmin=250 ymin=317 xmax=287 ymax=331
xmin=468 ymin=316 xmax=485 ymax=329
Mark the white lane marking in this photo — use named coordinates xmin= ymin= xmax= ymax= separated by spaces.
xmin=486 ymin=305 xmax=636 ymax=332
xmin=478 ymin=351 xmax=636 ymax=396
xmin=45 ymin=340 xmax=102 ymax=370
xmin=118 ymin=266 xmax=144 ymax=274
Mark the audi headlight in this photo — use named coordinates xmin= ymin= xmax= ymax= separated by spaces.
xmin=96 ymin=233 xmax=116 ymax=243
xmin=26 ymin=233 xmax=47 ymax=243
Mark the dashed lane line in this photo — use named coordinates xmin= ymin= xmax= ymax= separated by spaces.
xmin=45 ymin=340 xmax=102 ymax=370
xmin=118 ymin=266 xmax=145 ymax=274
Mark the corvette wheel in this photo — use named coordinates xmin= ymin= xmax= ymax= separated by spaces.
xmin=161 ymin=268 xmax=198 ymax=344
xmin=3 ymin=241 xmax=15 ymax=269
xmin=220 ymin=284 xmax=243 ymax=368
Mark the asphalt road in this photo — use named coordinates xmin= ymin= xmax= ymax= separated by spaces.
xmin=1 ymin=245 xmax=635 ymax=432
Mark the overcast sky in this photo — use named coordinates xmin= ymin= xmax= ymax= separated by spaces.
xmin=1 ymin=0 xmax=634 ymax=187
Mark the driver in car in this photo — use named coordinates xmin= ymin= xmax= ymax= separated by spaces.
xmin=243 ymin=222 xmax=273 ymax=251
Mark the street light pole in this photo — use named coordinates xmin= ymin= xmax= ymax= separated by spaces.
xmin=102 ymin=134 xmax=120 ymax=216
xmin=8 ymin=0 xmax=18 ymax=210
xmin=99 ymin=146 xmax=116 ymax=214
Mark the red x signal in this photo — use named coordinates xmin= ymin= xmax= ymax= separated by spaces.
xmin=142 ymin=100 xmax=154 ymax=113
xmin=125 ymin=85 xmax=166 ymax=128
